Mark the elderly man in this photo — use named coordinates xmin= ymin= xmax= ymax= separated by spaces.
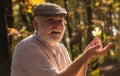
xmin=11 ymin=3 xmax=112 ymax=76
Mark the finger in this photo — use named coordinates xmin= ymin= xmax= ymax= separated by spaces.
xmin=86 ymin=37 xmax=102 ymax=49
xmin=94 ymin=37 xmax=102 ymax=45
xmin=98 ymin=42 xmax=112 ymax=54
xmin=95 ymin=38 xmax=103 ymax=49
xmin=90 ymin=37 xmax=99 ymax=45
xmin=86 ymin=37 xmax=99 ymax=48
xmin=87 ymin=44 xmax=101 ymax=52
xmin=103 ymin=42 xmax=112 ymax=52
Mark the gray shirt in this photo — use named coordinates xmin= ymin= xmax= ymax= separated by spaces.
xmin=11 ymin=33 xmax=71 ymax=76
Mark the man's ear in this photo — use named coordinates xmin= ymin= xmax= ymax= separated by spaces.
xmin=32 ymin=17 xmax=38 ymax=31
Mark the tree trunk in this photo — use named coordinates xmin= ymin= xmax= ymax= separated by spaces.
xmin=64 ymin=0 xmax=75 ymax=60
xmin=0 ymin=0 xmax=12 ymax=76
xmin=85 ymin=0 xmax=94 ymax=44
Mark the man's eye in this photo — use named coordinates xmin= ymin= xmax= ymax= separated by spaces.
xmin=47 ymin=19 xmax=55 ymax=24
xmin=47 ymin=19 xmax=63 ymax=25
xmin=58 ymin=20 xmax=63 ymax=23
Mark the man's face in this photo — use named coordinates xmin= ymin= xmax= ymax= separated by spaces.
xmin=36 ymin=16 xmax=65 ymax=46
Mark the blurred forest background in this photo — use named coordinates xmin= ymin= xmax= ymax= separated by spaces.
xmin=0 ymin=0 xmax=120 ymax=76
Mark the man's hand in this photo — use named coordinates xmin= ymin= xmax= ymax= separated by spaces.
xmin=84 ymin=37 xmax=112 ymax=59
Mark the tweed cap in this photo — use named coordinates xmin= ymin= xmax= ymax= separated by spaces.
xmin=33 ymin=3 xmax=67 ymax=17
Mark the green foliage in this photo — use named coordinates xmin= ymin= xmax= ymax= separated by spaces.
xmin=89 ymin=68 xmax=101 ymax=76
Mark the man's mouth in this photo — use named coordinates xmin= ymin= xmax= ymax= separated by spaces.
xmin=48 ymin=29 xmax=62 ymax=34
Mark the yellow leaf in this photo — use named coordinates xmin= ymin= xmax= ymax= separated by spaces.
xmin=28 ymin=0 xmax=46 ymax=6
xmin=95 ymin=2 xmax=100 ymax=7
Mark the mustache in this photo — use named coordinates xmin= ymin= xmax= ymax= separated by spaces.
xmin=48 ymin=29 xmax=62 ymax=33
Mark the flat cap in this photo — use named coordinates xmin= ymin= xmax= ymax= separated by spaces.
xmin=33 ymin=3 xmax=67 ymax=17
